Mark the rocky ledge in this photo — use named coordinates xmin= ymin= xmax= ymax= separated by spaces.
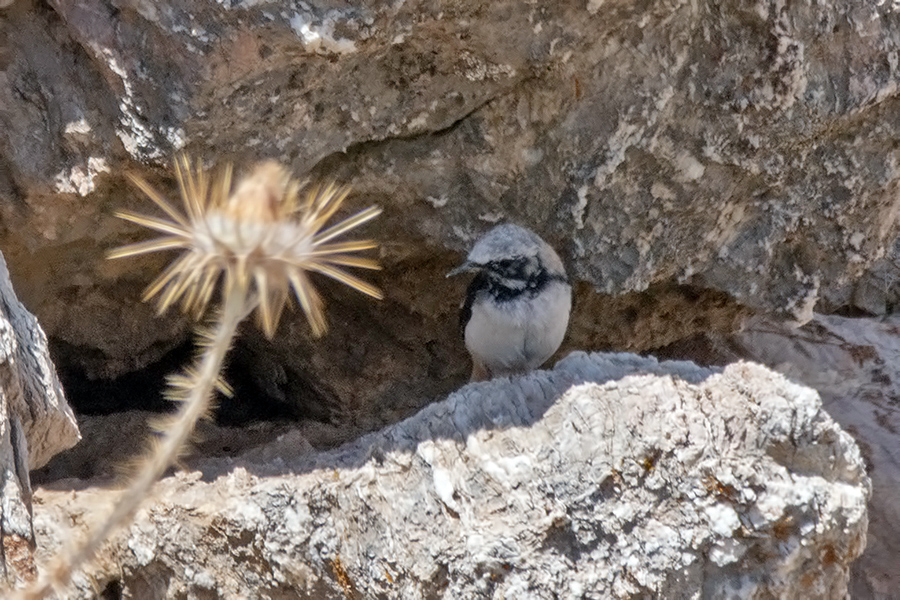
xmin=31 ymin=353 xmax=868 ymax=599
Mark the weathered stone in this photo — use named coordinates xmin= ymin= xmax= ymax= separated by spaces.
xmin=0 ymin=251 xmax=79 ymax=588
xmin=2 ymin=0 xmax=900 ymax=424
xmin=0 ymin=2 xmax=893 ymax=594
xmin=0 ymin=252 xmax=80 ymax=472
xmin=660 ymin=314 xmax=900 ymax=599
xmin=30 ymin=353 xmax=868 ymax=599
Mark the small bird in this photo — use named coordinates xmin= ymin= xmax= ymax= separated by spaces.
xmin=449 ymin=223 xmax=572 ymax=381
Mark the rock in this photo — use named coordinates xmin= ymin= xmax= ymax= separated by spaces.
xmin=658 ymin=314 xmax=900 ymax=599
xmin=0 ymin=251 xmax=79 ymax=587
xmin=0 ymin=253 xmax=80 ymax=471
xmin=2 ymin=0 xmax=900 ymax=424
xmin=30 ymin=353 xmax=868 ymax=599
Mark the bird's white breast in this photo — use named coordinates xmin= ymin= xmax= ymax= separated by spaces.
xmin=465 ymin=281 xmax=572 ymax=376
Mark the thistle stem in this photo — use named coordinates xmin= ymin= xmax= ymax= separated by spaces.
xmin=24 ymin=285 xmax=251 ymax=599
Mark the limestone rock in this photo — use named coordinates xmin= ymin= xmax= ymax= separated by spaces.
xmin=2 ymin=0 xmax=900 ymax=423
xmin=0 ymin=250 xmax=79 ymax=587
xmin=665 ymin=314 xmax=900 ymax=599
xmin=0 ymin=253 xmax=80 ymax=471
xmin=31 ymin=353 xmax=868 ymax=599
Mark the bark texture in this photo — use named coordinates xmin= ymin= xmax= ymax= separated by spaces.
xmin=0 ymin=251 xmax=79 ymax=588
xmin=31 ymin=353 xmax=868 ymax=599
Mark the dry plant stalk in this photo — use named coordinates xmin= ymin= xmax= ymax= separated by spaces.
xmin=20 ymin=155 xmax=382 ymax=599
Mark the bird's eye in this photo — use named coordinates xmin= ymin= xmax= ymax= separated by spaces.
xmin=493 ymin=257 xmax=526 ymax=277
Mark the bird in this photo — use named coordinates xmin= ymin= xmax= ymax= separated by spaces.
xmin=448 ymin=223 xmax=572 ymax=381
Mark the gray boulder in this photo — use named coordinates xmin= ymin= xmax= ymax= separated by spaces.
xmin=31 ymin=353 xmax=868 ymax=599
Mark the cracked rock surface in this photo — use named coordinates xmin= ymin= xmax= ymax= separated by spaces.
xmin=2 ymin=0 xmax=900 ymax=425
xmin=0 ymin=250 xmax=79 ymax=588
xmin=0 ymin=2 xmax=890 ymax=596
xmin=31 ymin=353 xmax=868 ymax=599
xmin=660 ymin=313 xmax=900 ymax=598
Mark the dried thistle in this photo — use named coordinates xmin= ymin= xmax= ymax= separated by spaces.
xmin=22 ymin=155 xmax=381 ymax=598
xmin=110 ymin=155 xmax=382 ymax=337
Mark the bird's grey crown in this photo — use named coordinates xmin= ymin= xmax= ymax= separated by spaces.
xmin=467 ymin=223 xmax=566 ymax=278
xmin=467 ymin=224 xmax=544 ymax=264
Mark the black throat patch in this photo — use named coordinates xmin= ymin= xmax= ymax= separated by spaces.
xmin=458 ymin=263 xmax=567 ymax=338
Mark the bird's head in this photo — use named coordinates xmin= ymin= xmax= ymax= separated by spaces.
xmin=448 ymin=223 xmax=566 ymax=290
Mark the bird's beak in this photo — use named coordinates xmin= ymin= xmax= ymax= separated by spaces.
xmin=447 ymin=260 xmax=478 ymax=278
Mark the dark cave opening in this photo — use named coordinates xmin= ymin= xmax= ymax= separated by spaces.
xmin=49 ymin=336 xmax=304 ymax=426
xmin=33 ymin=336 xmax=316 ymax=486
